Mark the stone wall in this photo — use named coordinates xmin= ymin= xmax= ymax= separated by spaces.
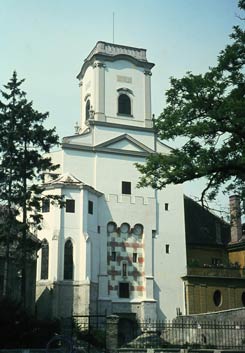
xmin=176 ymin=307 xmax=245 ymax=322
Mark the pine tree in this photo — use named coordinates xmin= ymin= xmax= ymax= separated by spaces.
xmin=0 ymin=72 xmax=59 ymax=308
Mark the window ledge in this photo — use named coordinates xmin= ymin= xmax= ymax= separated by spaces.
xmin=117 ymin=113 xmax=133 ymax=118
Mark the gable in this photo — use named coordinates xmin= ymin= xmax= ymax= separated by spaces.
xmin=107 ymin=139 xmax=145 ymax=152
xmin=95 ymin=134 xmax=155 ymax=154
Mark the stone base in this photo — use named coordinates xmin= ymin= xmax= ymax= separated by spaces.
xmin=36 ymin=280 xmax=98 ymax=319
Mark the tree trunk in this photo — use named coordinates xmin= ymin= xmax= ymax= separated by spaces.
xmin=21 ymin=140 xmax=27 ymax=309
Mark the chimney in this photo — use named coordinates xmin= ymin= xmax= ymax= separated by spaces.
xmin=229 ymin=195 xmax=242 ymax=243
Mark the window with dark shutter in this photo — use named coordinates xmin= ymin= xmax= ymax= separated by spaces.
xmin=88 ymin=200 xmax=93 ymax=215
xmin=66 ymin=199 xmax=75 ymax=213
xmin=119 ymin=282 xmax=130 ymax=298
xmin=41 ymin=239 xmax=49 ymax=280
xmin=42 ymin=199 xmax=50 ymax=213
xmin=122 ymin=181 xmax=131 ymax=195
xmin=111 ymin=251 xmax=116 ymax=261
xmin=64 ymin=240 xmax=73 ymax=280
xmin=86 ymin=99 xmax=90 ymax=120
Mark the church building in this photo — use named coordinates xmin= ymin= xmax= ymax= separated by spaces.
xmin=36 ymin=41 xmax=187 ymax=321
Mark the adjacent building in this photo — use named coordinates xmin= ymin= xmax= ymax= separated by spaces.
xmin=183 ymin=195 xmax=245 ymax=315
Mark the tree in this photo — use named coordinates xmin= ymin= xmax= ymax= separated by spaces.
xmin=0 ymin=72 xmax=60 ymax=308
xmin=137 ymin=1 xmax=245 ymax=209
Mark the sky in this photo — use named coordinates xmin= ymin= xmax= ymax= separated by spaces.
xmin=0 ymin=0 xmax=242 ymax=217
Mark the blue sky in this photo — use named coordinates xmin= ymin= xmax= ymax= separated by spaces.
xmin=0 ymin=0 xmax=242 ymax=214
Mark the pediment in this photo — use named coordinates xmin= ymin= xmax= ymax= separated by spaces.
xmin=95 ymin=134 xmax=155 ymax=154
xmin=46 ymin=172 xmax=84 ymax=186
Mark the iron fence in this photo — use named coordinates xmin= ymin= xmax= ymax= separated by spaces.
xmin=72 ymin=315 xmax=107 ymax=352
xmin=121 ymin=319 xmax=245 ymax=350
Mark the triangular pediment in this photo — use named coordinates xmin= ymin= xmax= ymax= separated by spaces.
xmin=46 ymin=172 xmax=84 ymax=186
xmin=95 ymin=134 xmax=155 ymax=154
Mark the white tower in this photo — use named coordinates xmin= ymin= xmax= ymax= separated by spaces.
xmin=77 ymin=41 xmax=154 ymax=131
xmin=36 ymin=42 xmax=187 ymax=321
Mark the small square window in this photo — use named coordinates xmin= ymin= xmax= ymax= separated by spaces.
xmin=88 ymin=200 xmax=93 ymax=214
xmin=119 ymin=282 xmax=129 ymax=298
xmin=111 ymin=251 xmax=116 ymax=261
xmin=122 ymin=181 xmax=131 ymax=195
xmin=133 ymin=253 xmax=137 ymax=263
xmin=42 ymin=199 xmax=50 ymax=213
xmin=66 ymin=199 xmax=75 ymax=213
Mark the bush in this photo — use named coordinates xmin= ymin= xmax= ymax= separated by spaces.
xmin=0 ymin=297 xmax=60 ymax=348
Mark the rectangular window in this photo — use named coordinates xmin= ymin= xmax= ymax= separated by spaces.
xmin=119 ymin=282 xmax=129 ymax=298
xmin=66 ymin=199 xmax=75 ymax=213
xmin=88 ymin=200 xmax=93 ymax=214
xmin=111 ymin=251 xmax=116 ymax=261
xmin=122 ymin=181 xmax=131 ymax=195
xmin=42 ymin=198 xmax=50 ymax=213
xmin=122 ymin=263 xmax=127 ymax=277
xmin=133 ymin=253 xmax=137 ymax=263
xmin=165 ymin=203 xmax=169 ymax=211
xmin=165 ymin=244 xmax=170 ymax=254
xmin=97 ymin=225 xmax=101 ymax=234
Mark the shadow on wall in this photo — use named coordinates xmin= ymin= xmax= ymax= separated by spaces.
xmin=154 ymin=281 xmax=166 ymax=321
xmin=118 ymin=317 xmax=138 ymax=346
xmin=36 ymin=286 xmax=53 ymax=319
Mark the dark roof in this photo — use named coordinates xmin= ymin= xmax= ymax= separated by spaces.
xmin=184 ymin=196 xmax=230 ymax=246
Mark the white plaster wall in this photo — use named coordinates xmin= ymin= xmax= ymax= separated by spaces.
xmin=104 ymin=60 xmax=145 ymax=125
xmin=154 ymin=184 xmax=187 ymax=320
xmin=37 ymin=188 xmax=62 ymax=282
xmin=95 ymin=153 xmax=155 ymax=199
xmin=48 ymin=150 xmax=63 ymax=174
xmin=80 ymin=65 xmax=94 ymax=128
xmin=37 ymin=187 xmax=84 ymax=283
xmin=86 ymin=191 xmax=101 ymax=283
xmin=40 ymin=141 xmax=186 ymax=320
xmin=93 ymin=125 xmax=157 ymax=151
xmin=63 ymin=149 xmax=95 ymax=186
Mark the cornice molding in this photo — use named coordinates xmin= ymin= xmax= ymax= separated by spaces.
xmin=88 ymin=120 xmax=154 ymax=133
xmin=61 ymin=142 xmax=152 ymax=158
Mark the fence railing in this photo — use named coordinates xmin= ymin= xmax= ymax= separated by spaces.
xmin=72 ymin=315 xmax=106 ymax=353
xmin=187 ymin=266 xmax=245 ymax=278
xmin=121 ymin=320 xmax=245 ymax=350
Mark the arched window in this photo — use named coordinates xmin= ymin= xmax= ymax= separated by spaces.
xmin=64 ymin=239 xmax=73 ymax=280
xmin=41 ymin=239 xmax=49 ymax=280
xmin=85 ymin=99 xmax=90 ymax=121
xmin=118 ymin=94 xmax=131 ymax=115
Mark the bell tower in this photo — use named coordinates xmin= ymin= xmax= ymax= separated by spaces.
xmin=77 ymin=41 xmax=155 ymax=131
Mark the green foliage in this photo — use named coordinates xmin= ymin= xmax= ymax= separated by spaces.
xmin=72 ymin=319 xmax=106 ymax=348
xmin=0 ymin=71 xmax=60 ymax=304
xmin=187 ymin=259 xmax=200 ymax=267
xmin=0 ymin=71 xmax=60 ymax=229
xmin=0 ymin=297 xmax=60 ymax=348
xmin=137 ymin=2 xmax=245 ymax=206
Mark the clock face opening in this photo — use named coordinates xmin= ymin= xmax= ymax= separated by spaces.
xmin=133 ymin=224 xmax=143 ymax=236
xmin=120 ymin=223 xmax=130 ymax=234
xmin=107 ymin=222 xmax=117 ymax=233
